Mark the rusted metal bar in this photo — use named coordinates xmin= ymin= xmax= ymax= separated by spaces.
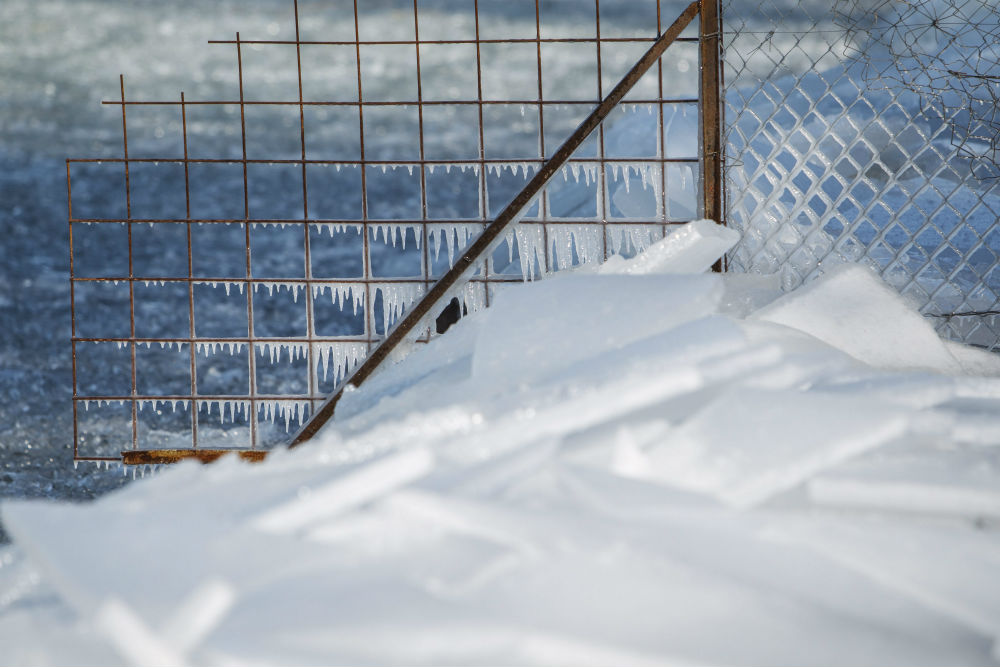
xmin=699 ymin=0 xmax=724 ymax=272
xmin=121 ymin=449 xmax=268 ymax=465
xmin=288 ymin=0 xmax=702 ymax=448
xmin=100 ymin=98 xmax=700 ymax=107
xmin=205 ymin=37 xmax=701 ymax=46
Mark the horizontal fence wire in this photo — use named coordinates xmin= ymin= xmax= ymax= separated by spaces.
xmin=721 ymin=0 xmax=1000 ymax=351
xmin=69 ymin=0 xmax=706 ymax=461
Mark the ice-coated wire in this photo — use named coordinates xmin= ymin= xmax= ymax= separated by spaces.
xmin=67 ymin=0 xmax=708 ymax=463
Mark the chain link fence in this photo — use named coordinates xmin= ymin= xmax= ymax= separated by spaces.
xmin=722 ymin=0 xmax=1000 ymax=350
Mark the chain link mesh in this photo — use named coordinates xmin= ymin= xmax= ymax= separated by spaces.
xmin=722 ymin=0 xmax=1000 ymax=350
xmin=834 ymin=0 xmax=1000 ymax=171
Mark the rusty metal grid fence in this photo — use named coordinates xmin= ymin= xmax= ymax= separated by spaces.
xmin=721 ymin=0 xmax=1000 ymax=350
xmin=68 ymin=0 xmax=708 ymax=462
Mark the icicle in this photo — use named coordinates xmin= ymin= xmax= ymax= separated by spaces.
xmin=375 ymin=283 xmax=424 ymax=332
xmin=314 ymin=342 xmax=366 ymax=384
xmin=631 ymin=224 xmax=660 ymax=254
xmin=256 ymin=400 xmax=304 ymax=431
xmin=609 ymin=225 xmax=624 ymax=255
xmin=376 ymin=283 xmax=426 ymax=335
xmin=430 ymin=226 xmax=442 ymax=263
xmin=462 ymin=282 xmax=486 ymax=314
xmin=548 ymin=227 xmax=576 ymax=271
xmin=514 ymin=225 xmax=545 ymax=281
xmin=428 ymin=223 xmax=483 ymax=268
xmin=322 ymin=283 xmax=363 ymax=315
xmin=580 ymin=225 xmax=603 ymax=265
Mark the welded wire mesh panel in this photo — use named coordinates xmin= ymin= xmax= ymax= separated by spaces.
xmin=68 ymin=0 xmax=705 ymax=461
xmin=722 ymin=0 xmax=1000 ymax=350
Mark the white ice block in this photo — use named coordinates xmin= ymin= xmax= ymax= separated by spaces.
xmin=753 ymin=264 xmax=963 ymax=373
xmin=251 ymin=448 xmax=434 ymax=534
xmin=472 ymin=273 xmax=723 ymax=389
xmin=765 ymin=515 xmax=1000 ymax=639
xmin=808 ymin=446 xmax=1000 ymax=518
xmin=598 ymin=219 xmax=740 ymax=275
xmin=642 ymin=388 xmax=910 ymax=508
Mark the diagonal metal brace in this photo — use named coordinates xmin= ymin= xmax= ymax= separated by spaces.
xmin=289 ymin=0 xmax=702 ymax=448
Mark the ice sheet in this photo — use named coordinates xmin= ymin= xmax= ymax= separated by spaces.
xmin=472 ymin=273 xmax=723 ymax=390
xmin=753 ymin=265 xmax=964 ymax=373
xmin=597 ymin=219 xmax=739 ymax=275
xmin=640 ymin=389 xmax=911 ymax=508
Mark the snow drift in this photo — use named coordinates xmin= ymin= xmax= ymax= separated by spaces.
xmin=2 ymin=220 xmax=1000 ymax=666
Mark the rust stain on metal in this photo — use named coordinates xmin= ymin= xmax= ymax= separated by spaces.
xmin=699 ymin=0 xmax=725 ymax=272
xmin=121 ymin=449 xmax=268 ymax=466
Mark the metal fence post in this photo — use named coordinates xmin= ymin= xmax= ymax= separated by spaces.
xmin=699 ymin=0 xmax=723 ymax=230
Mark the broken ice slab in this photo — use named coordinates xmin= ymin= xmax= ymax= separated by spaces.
xmin=640 ymin=389 xmax=911 ymax=509
xmin=718 ymin=273 xmax=784 ymax=318
xmin=753 ymin=265 xmax=963 ymax=374
xmin=764 ymin=514 xmax=1000 ymax=640
xmin=943 ymin=340 xmax=1000 ymax=377
xmin=808 ymin=444 xmax=1000 ymax=518
xmin=471 ymin=273 xmax=723 ymax=390
xmin=251 ymin=448 xmax=434 ymax=534
xmin=597 ymin=219 xmax=739 ymax=275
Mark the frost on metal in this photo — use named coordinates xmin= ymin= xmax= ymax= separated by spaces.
xmin=721 ymin=0 xmax=1000 ymax=350
xmin=67 ymin=0 xmax=705 ymax=461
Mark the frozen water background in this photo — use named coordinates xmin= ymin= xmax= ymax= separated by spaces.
xmin=0 ymin=0 xmax=342 ymax=529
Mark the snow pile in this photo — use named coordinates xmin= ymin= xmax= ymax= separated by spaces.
xmin=3 ymin=221 xmax=1000 ymax=666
